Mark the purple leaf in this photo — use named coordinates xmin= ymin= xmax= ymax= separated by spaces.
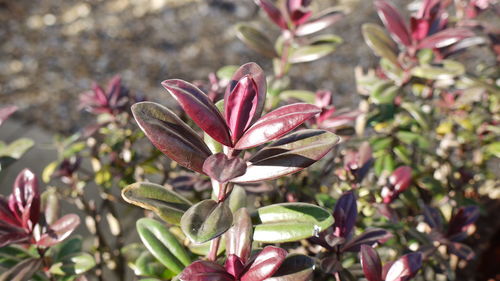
xmin=0 ymin=258 xmax=42 ymax=281
xmin=232 ymin=129 xmax=339 ymax=183
xmin=421 ymin=205 xmax=443 ymax=231
xmin=225 ymin=75 xmax=259 ymax=142
xmin=0 ymin=196 xmax=21 ymax=227
xmin=286 ymin=0 xmax=312 ymax=26
xmin=446 ymin=206 xmax=479 ymax=239
xmin=235 ymin=103 xmax=321 ymax=150
xmin=162 ymin=79 xmax=232 ymax=147
xmin=385 ymin=252 xmax=422 ymax=281
xmin=11 ymin=169 xmax=40 ymax=231
xmin=203 ymin=153 xmax=247 ymax=183
xmin=37 ymin=214 xmax=80 ymax=247
xmin=241 ymin=246 xmax=287 ymax=281
xmin=0 ymin=228 xmax=29 ymax=248
xmin=225 ymin=208 xmax=253 ymax=263
xmin=225 ymin=63 xmax=267 ymax=133
xmin=342 ymin=228 xmax=393 ymax=252
xmin=0 ymin=105 xmax=17 ymax=126
xmin=417 ymin=28 xmax=475 ymax=49
xmin=374 ymin=0 xmax=412 ymax=47
xmin=360 ymin=245 xmax=383 ymax=281
xmin=132 ymin=102 xmax=212 ymax=174
xmin=256 ymin=0 xmax=288 ymax=30
xmin=446 ymin=241 xmax=475 ymax=260
xmin=295 ymin=8 xmax=344 ymax=36
xmin=225 ymin=255 xmax=245 ymax=279
xmin=267 ymin=254 xmax=315 ymax=281
xmin=333 ymin=191 xmax=357 ymax=238
xmin=180 ymin=260 xmax=234 ymax=281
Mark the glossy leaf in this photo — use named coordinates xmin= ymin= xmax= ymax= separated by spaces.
xmin=295 ymin=8 xmax=344 ymax=36
xmin=181 ymin=199 xmax=233 ymax=243
xmin=253 ymin=203 xmax=334 ymax=243
xmin=225 ymin=75 xmax=259 ymax=142
xmin=371 ymin=82 xmax=399 ymax=104
xmin=289 ymin=44 xmax=337 ymax=64
xmin=266 ymin=254 xmax=315 ymax=281
xmin=12 ymin=169 xmax=40 ymax=230
xmin=225 ymin=208 xmax=252 ymax=263
xmin=256 ymin=0 xmax=288 ymax=30
xmin=0 ymin=105 xmax=17 ymax=126
xmin=203 ymin=153 xmax=247 ymax=183
xmin=37 ymin=214 xmax=80 ymax=247
xmin=131 ymin=102 xmax=212 ymax=174
xmin=122 ymin=182 xmax=192 ymax=225
xmin=0 ymin=258 xmax=42 ymax=281
xmin=0 ymin=139 xmax=34 ymax=160
xmin=232 ymin=129 xmax=340 ymax=183
xmin=236 ymin=24 xmax=279 ymax=58
xmin=341 ymin=228 xmax=393 ymax=252
xmin=362 ymin=23 xmax=399 ymax=66
xmin=241 ymin=246 xmax=287 ymax=281
xmin=360 ymin=245 xmax=383 ymax=281
xmin=447 ymin=206 xmax=479 ymax=239
xmin=389 ymin=166 xmax=412 ymax=192
xmin=417 ymin=28 xmax=474 ymax=49
xmin=162 ymin=79 xmax=232 ymax=147
xmin=235 ymin=103 xmax=321 ymax=149
xmin=374 ymin=0 xmax=412 ymax=46
xmin=137 ymin=218 xmax=191 ymax=274
xmin=54 ymin=252 xmax=95 ymax=275
xmin=332 ymin=191 xmax=357 ymax=238
xmin=385 ymin=252 xmax=422 ymax=281
xmin=180 ymin=260 xmax=234 ymax=281
xmin=280 ymin=90 xmax=316 ymax=104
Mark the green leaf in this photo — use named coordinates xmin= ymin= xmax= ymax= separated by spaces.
xmin=216 ymin=65 xmax=239 ymax=80
xmin=42 ymin=161 xmax=58 ymax=183
xmin=371 ymin=82 xmax=399 ymax=104
xmin=228 ymin=185 xmax=247 ymax=213
xmin=50 ymin=253 xmax=95 ymax=275
xmin=289 ymin=44 xmax=337 ymax=64
xmin=122 ymin=182 xmax=192 ymax=225
xmin=279 ymin=90 xmax=316 ymax=103
xmin=253 ymin=203 xmax=333 ymax=243
xmin=135 ymin=251 xmax=168 ymax=277
xmin=137 ymin=218 xmax=192 ymax=274
xmin=180 ymin=199 xmax=233 ymax=243
xmin=0 ymin=138 xmax=34 ymax=159
xmin=362 ymin=23 xmax=399 ymax=66
xmin=53 ymin=236 xmax=83 ymax=261
xmin=485 ymin=142 xmax=500 ymax=158
xmin=411 ymin=60 xmax=465 ymax=80
xmin=401 ymin=102 xmax=429 ymax=130
xmin=235 ymin=24 xmax=278 ymax=58
xmin=396 ymin=131 xmax=430 ymax=149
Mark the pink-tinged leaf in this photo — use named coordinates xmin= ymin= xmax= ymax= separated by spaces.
xmin=225 ymin=76 xmax=259 ymax=142
xmin=225 ymin=63 xmax=267 ymax=130
xmin=385 ymin=252 xmax=422 ymax=281
xmin=374 ymin=0 xmax=412 ymax=47
xmin=203 ymin=153 xmax=247 ymax=183
xmin=180 ymin=260 xmax=234 ymax=281
xmin=446 ymin=241 xmax=475 ymax=260
xmin=422 ymin=205 xmax=443 ymax=231
xmin=132 ymin=102 xmax=212 ymax=174
xmin=0 ymin=196 xmax=21 ymax=227
xmin=410 ymin=17 xmax=430 ymax=41
xmin=241 ymin=246 xmax=287 ymax=281
xmin=225 ymin=255 xmax=245 ymax=279
xmin=225 ymin=208 xmax=253 ymax=263
xmin=360 ymin=245 xmax=383 ymax=281
xmin=333 ymin=191 xmax=357 ymax=238
xmin=37 ymin=214 xmax=80 ymax=247
xmin=0 ymin=105 xmax=17 ymax=126
xmin=287 ymin=3 xmax=312 ymax=27
xmin=235 ymin=103 xmax=321 ymax=150
xmin=341 ymin=228 xmax=393 ymax=252
xmin=162 ymin=79 xmax=232 ymax=147
xmin=12 ymin=169 xmax=40 ymax=231
xmin=295 ymin=8 xmax=344 ymax=36
xmin=319 ymin=109 xmax=360 ymax=130
xmin=232 ymin=129 xmax=340 ymax=183
xmin=417 ymin=28 xmax=475 ymax=49
xmin=0 ymin=258 xmax=42 ymax=281
xmin=0 ymin=227 xmax=29 ymax=247
xmin=389 ymin=166 xmax=412 ymax=193
xmin=315 ymin=90 xmax=332 ymax=108
xmin=256 ymin=0 xmax=288 ymax=30
xmin=446 ymin=206 xmax=479 ymax=239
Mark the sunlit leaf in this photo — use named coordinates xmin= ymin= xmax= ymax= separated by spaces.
xmin=236 ymin=24 xmax=279 ymax=58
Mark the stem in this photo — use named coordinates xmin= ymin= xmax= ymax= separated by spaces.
xmin=208 ymin=237 xmax=221 ymax=261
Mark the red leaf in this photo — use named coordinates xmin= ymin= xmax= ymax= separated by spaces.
xmin=389 ymin=166 xmax=412 ymax=193
xmin=37 ymin=214 xmax=80 ymax=247
xmin=180 ymin=260 xmax=234 ymax=281
xmin=0 ymin=227 xmax=29 ymax=248
xmin=374 ymin=0 xmax=412 ymax=47
xmin=0 ymin=196 xmax=21 ymax=227
xmin=295 ymin=8 xmax=343 ymax=36
xmin=241 ymin=246 xmax=287 ymax=281
xmin=417 ymin=28 xmax=475 ymax=49
xmin=225 ymin=76 xmax=259 ymax=142
xmin=360 ymin=245 xmax=383 ymax=281
xmin=225 ymin=255 xmax=245 ymax=279
xmin=0 ymin=105 xmax=17 ymax=126
xmin=333 ymin=191 xmax=357 ymax=238
xmin=385 ymin=252 xmax=422 ymax=281
xmin=256 ymin=0 xmax=288 ymax=30
xmin=11 ymin=169 xmax=40 ymax=231
xmin=203 ymin=153 xmax=247 ymax=183
xmin=132 ymin=102 xmax=212 ymax=174
xmin=341 ymin=228 xmax=393 ymax=252
xmin=162 ymin=79 xmax=232 ymax=147
xmin=235 ymin=103 xmax=321 ymax=149
xmin=287 ymin=0 xmax=312 ymax=26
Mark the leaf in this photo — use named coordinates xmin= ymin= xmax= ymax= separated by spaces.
xmin=447 ymin=206 xmax=479 ymax=239
xmin=203 ymin=153 xmax=247 ymax=183
xmin=385 ymin=252 xmax=422 ymax=281
xmin=280 ymin=90 xmax=316 ymax=103
xmin=12 ymin=169 xmax=40 ymax=231
xmin=54 ymin=236 xmax=83 ymax=261
xmin=134 ymin=251 xmax=168 ymax=277
xmin=411 ymin=61 xmax=465 ymax=81
xmin=256 ymin=0 xmax=288 ymax=30
xmin=37 ymin=214 xmax=80 ymax=247
xmin=232 ymin=129 xmax=339 ymax=183
xmin=417 ymin=28 xmax=475 ymax=49
xmin=333 ymin=191 xmax=357 ymax=238
xmin=371 ymin=83 xmax=399 ymax=104
xmin=122 ymin=182 xmax=192 ymax=225
xmin=241 ymin=246 xmax=287 ymax=281
xmin=0 ymin=258 xmax=42 ymax=281
xmin=55 ymin=252 xmax=95 ymax=275
xmin=137 ymin=218 xmax=191 ymax=274
xmin=396 ymin=131 xmax=430 ymax=149
xmin=162 ymin=79 xmax=232 ymax=147
xmin=131 ymin=102 xmax=212 ymax=174
xmin=374 ymin=0 xmax=412 ymax=46
xmin=41 ymin=188 xmax=59 ymax=225
xmin=266 ymin=254 xmax=315 ymax=281
xmin=295 ymin=8 xmax=344 ymax=36
xmin=180 ymin=260 xmax=234 ymax=281
xmin=360 ymin=245 xmax=383 ymax=281
xmin=446 ymin=241 xmax=475 ymax=260
xmin=0 ymin=105 xmax=17 ymax=126
xmin=362 ymin=23 xmax=399 ymax=66
xmin=180 ymin=199 xmax=233 ymax=243
xmin=216 ymin=65 xmax=239 ymax=80
xmin=289 ymin=44 xmax=337 ymax=64
xmin=225 ymin=208 xmax=252 ymax=263
xmin=253 ymin=203 xmax=334 ymax=243
xmin=235 ymin=103 xmax=321 ymax=149
xmin=341 ymin=228 xmax=393 ymax=252
xmin=0 ymin=138 xmax=34 ymax=159
xmin=401 ymin=102 xmax=429 ymax=130
xmin=228 ymin=185 xmax=247 ymax=213
xmin=389 ymin=166 xmax=412 ymax=193
xmin=225 ymin=75 xmax=259 ymax=142
xmin=236 ymin=24 xmax=279 ymax=58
